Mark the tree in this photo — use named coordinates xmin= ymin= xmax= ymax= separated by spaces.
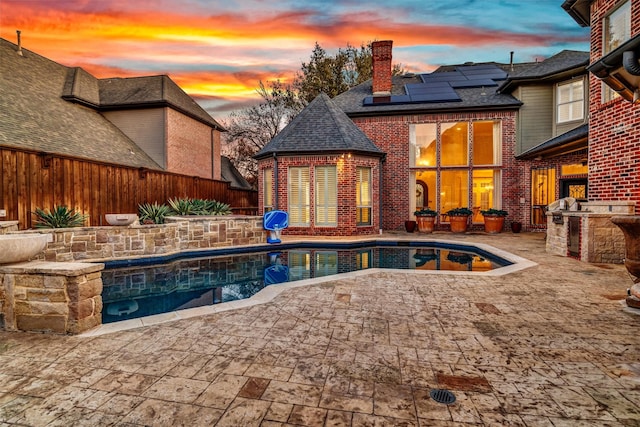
xmin=223 ymin=41 xmax=405 ymax=183
xmin=222 ymin=80 xmax=300 ymax=187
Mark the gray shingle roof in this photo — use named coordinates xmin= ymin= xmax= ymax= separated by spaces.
xmin=97 ymin=75 xmax=224 ymax=130
xmin=221 ymin=156 xmax=253 ymax=190
xmin=254 ymin=93 xmax=384 ymax=159
xmin=498 ymin=50 xmax=589 ymax=93
xmin=0 ymin=38 xmax=161 ymax=169
xmin=333 ymin=68 xmax=522 ymax=116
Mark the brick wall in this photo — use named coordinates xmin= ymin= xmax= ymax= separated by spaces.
xmin=257 ymin=154 xmax=381 ymax=236
xmin=166 ymin=108 xmax=218 ymax=180
xmin=353 ymin=111 xmax=520 ymax=231
xmin=587 ymin=0 xmax=640 ymax=214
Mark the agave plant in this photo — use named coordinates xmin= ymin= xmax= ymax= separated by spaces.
xmin=167 ymin=197 xmax=199 ymax=216
xmin=138 ymin=202 xmax=172 ymax=224
xmin=32 ymin=205 xmax=87 ymax=228
xmin=208 ymin=200 xmax=232 ymax=215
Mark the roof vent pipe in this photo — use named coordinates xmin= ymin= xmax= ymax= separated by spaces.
xmin=16 ymin=30 xmax=23 ymax=56
xmin=509 ymin=51 xmax=514 ymax=72
xmin=622 ymin=50 xmax=640 ymax=76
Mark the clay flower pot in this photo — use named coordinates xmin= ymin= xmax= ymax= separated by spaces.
xmin=483 ymin=215 xmax=505 ymax=233
xmin=449 ymin=215 xmax=469 ymax=233
xmin=416 ymin=215 xmax=436 ymax=233
xmin=404 ymin=220 xmax=417 ymax=233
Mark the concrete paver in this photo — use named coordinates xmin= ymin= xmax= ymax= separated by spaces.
xmin=1 ymin=232 xmax=639 ymax=426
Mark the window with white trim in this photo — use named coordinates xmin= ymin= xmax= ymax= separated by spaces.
xmin=315 ymin=166 xmax=337 ymax=226
xmin=288 ymin=167 xmax=310 ymax=226
xmin=263 ymin=168 xmax=273 ymax=213
xmin=356 ymin=167 xmax=372 ymax=226
xmin=557 ymin=79 xmax=584 ymax=123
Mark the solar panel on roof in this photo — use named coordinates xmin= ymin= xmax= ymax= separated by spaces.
xmin=450 ymin=79 xmax=498 ymax=88
xmin=409 ymin=92 xmax=461 ymax=103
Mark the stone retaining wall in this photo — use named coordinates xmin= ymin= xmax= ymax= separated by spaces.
xmin=13 ymin=216 xmax=265 ymax=263
xmin=0 ymin=261 xmax=104 ymax=334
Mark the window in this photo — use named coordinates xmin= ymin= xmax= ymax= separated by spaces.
xmin=441 ymin=122 xmax=468 ymax=166
xmin=410 ymin=121 xmax=502 ymax=222
xmin=356 ymin=249 xmax=372 ymax=269
xmin=356 ymin=167 xmax=372 ymax=226
xmin=604 ymin=1 xmax=631 ymax=55
xmin=603 ymin=1 xmax=630 ymax=102
xmin=531 ymin=168 xmax=556 ymax=225
xmin=288 ymin=167 xmax=310 ymax=226
xmin=315 ymin=166 xmax=337 ymax=226
xmin=472 ymin=169 xmax=500 ymax=223
xmin=561 ymin=163 xmax=588 ymax=176
xmin=411 ymin=123 xmax=437 ymax=167
xmin=557 ymin=80 xmax=584 ymax=123
xmin=263 ymin=168 xmax=273 ymax=213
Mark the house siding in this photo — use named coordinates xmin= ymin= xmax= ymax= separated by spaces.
xmin=103 ymin=108 xmax=166 ymax=168
xmin=515 ymin=85 xmax=554 ymax=155
xmin=352 ymin=111 xmax=522 ymax=231
xmin=588 ymin=0 xmax=640 ymax=213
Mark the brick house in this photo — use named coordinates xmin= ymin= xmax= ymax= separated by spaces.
xmin=254 ymin=93 xmax=384 ymax=236
xmin=562 ymin=0 xmax=640 ymax=211
xmin=256 ymin=40 xmax=543 ymax=235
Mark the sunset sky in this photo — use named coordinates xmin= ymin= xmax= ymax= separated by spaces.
xmin=1 ymin=0 xmax=590 ymax=120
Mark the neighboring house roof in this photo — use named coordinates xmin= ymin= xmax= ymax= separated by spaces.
xmin=498 ymin=50 xmax=590 ymax=93
xmin=0 ymin=38 xmax=161 ymax=170
xmin=516 ymin=123 xmax=588 ymax=159
xmin=254 ymin=93 xmax=384 ymax=159
xmin=95 ymin=76 xmax=225 ymax=131
xmin=220 ymin=156 xmax=253 ymax=190
xmin=333 ymin=63 xmax=523 ymax=117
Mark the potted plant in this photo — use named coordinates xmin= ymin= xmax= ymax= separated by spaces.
xmin=414 ymin=208 xmax=438 ymax=233
xmin=446 ymin=207 xmax=473 ymax=233
xmin=404 ymin=220 xmax=417 ymax=233
xmin=480 ymin=208 xmax=508 ymax=234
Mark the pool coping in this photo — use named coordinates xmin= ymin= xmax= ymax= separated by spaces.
xmin=81 ymin=236 xmax=537 ymax=337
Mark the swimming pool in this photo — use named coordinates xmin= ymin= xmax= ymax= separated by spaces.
xmin=101 ymin=241 xmax=512 ymax=324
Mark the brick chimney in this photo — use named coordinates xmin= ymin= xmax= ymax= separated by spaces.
xmin=372 ymin=40 xmax=393 ymax=96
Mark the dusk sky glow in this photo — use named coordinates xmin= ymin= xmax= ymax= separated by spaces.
xmin=0 ymin=0 xmax=590 ymax=120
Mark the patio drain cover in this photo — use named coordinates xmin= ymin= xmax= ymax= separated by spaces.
xmin=430 ymin=388 xmax=456 ymax=405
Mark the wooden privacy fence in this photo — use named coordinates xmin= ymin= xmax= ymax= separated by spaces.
xmin=0 ymin=148 xmax=258 ymax=230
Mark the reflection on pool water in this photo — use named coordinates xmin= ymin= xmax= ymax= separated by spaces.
xmin=101 ymin=243 xmax=510 ymax=324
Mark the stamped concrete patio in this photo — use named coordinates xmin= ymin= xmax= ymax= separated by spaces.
xmin=1 ymin=232 xmax=639 ymax=426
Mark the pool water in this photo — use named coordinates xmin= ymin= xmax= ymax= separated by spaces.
xmin=101 ymin=243 xmax=510 ymax=323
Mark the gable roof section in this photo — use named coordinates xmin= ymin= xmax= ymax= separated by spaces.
xmin=0 ymin=38 xmax=161 ymax=169
xmin=498 ymin=50 xmax=590 ymax=93
xmin=254 ymin=93 xmax=384 ymax=159
xmin=333 ymin=64 xmax=522 ymax=117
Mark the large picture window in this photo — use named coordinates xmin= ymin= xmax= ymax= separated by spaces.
xmin=411 ymin=120 xmax=501 ymax=223
xmin=263 ymin=168 xmax=273 ymax=213
xmin=315 ymin=166 xmax=337 ymax=226
xmin=288 ymin=167 xmax=310 ymax=226
xmin=557 ymin=80 xmax=584 ymax=123
xmin=356 ymin=167 xmax=372 ymax=226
